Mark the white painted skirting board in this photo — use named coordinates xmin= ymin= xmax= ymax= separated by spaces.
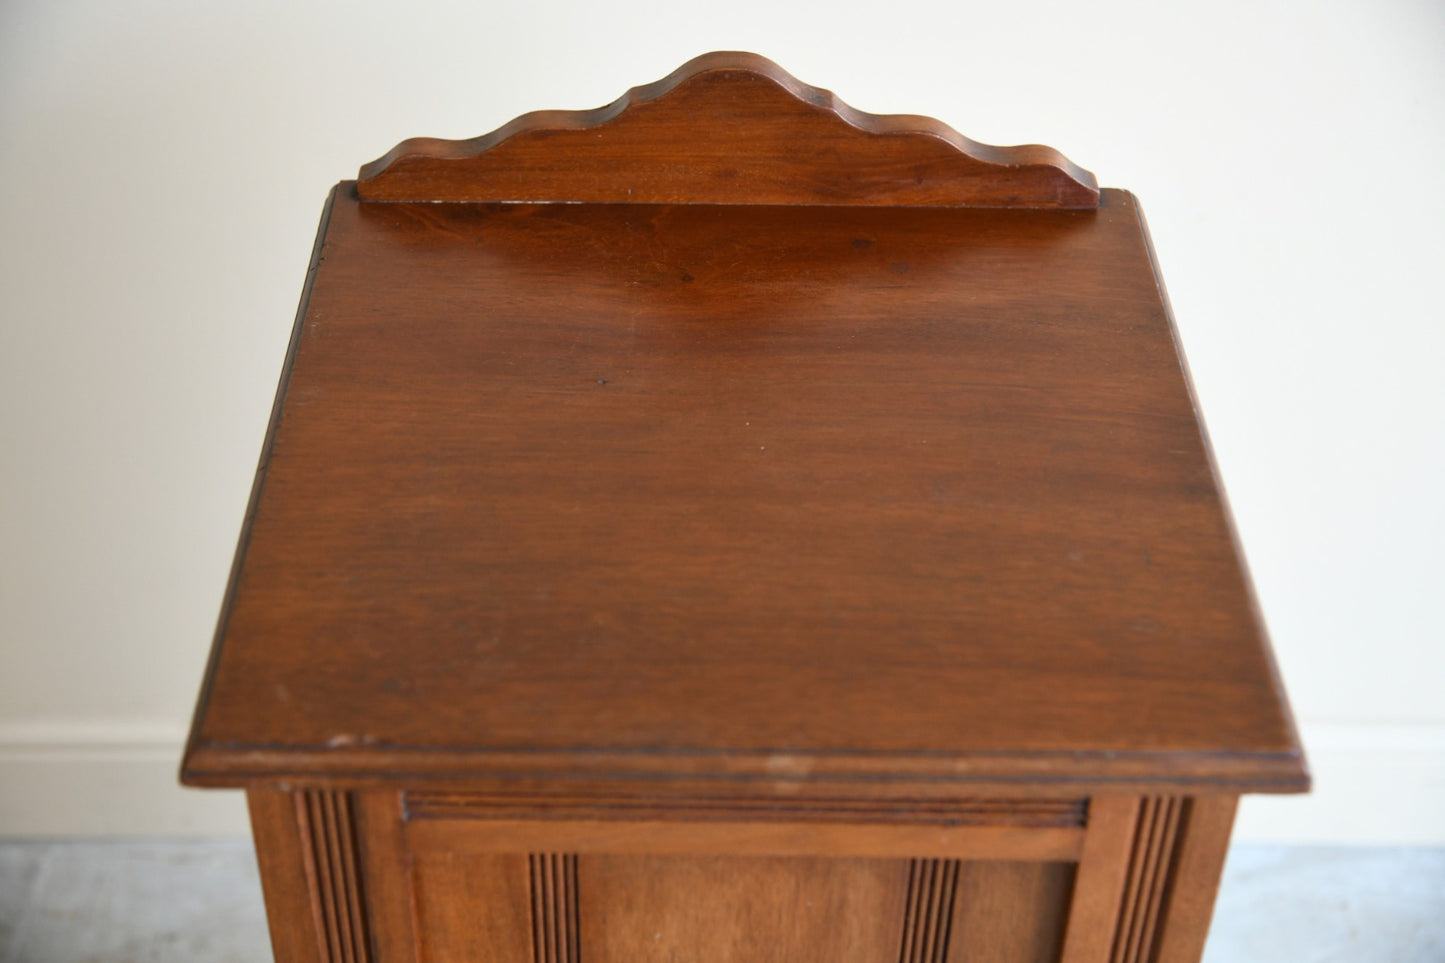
xmin=0 ymin=723 xmax=247 ymax=836
xmin=2 ymin=721 xmax=1442 ymax=842
xmin=1233 ymin=722 xmax=1445 ymax=845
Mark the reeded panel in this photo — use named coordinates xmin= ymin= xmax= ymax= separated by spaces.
xmin=296 ymin=790 xmax=371 ymax=963
xmin=405 ymin=847 xmax=1084 ymax=963
xmin=1111 ymin=797 xmax=1185 ymax=963
xmin=899 ymin=859 xmax=960 ymax=963
xmin=895 ymin=858 xmax=1075 ymax=963
xmin=529 ymin=854 xmax=580 ymax=963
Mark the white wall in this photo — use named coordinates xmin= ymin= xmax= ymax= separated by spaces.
xmin=1 ymin=0 xmax=1441 ymax=841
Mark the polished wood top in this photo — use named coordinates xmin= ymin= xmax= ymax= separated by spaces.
xmin=183 ymin=187 xmax=1306 ymax=794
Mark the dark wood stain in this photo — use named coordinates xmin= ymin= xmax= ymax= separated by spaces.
xmin=190 ymin=52 xmax=1305 ymax=963
xmin=356 ymin=52 xmax=1098 ymax=208
xmin=184 ymin=191 xmax=1303 ymax=793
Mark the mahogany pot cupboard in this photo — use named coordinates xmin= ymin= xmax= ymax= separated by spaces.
xmin=182 ymin=52 xmax=1307 ymax=963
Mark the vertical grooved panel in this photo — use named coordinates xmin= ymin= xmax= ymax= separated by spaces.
xmin=900 ymin=861 xmax=922 ymax=961
xmin=1137 ymin=799 xmax=1183 ymax=958
xmin=1112 ymin=799 xmax=1149 ymax=963
xmin=295 ymin=790 xmax=372 ymax=963
xmin=1114 ymin=797 xmax=1153 ymax=963
xmin=324 ymin=793 xmax=358 ymax=963
xmin=918 ymin=861 xmax=936 ymax=963
xmin=1110 ymin=796 xmax=1183 ymax=963
xmin=899 ymin=859 xmax=959 ymax=963
xmin=914 ymin=861 xmax=929 ymax=963
xmin=937 ymin=861 xmax=960 ymax=960
xmin=342 ymin=795 xmax=370 ymax=960
xmin=568 ymin=854 xmax=582 ymax=962
xmin=529 ymin=854 xmax=579 ymax=963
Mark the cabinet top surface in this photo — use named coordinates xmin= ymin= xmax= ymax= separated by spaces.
xmin=183 ymin=187 xmax=1305 ymax=794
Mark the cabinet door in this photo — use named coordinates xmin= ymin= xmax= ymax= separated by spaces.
xmin=405 ymin=850 xmax=1073 ymax=963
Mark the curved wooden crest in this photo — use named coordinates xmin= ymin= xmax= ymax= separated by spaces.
xmin=357 ymin=52 xmax=1098 ymax=208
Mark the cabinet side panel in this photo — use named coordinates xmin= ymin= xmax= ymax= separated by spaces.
xmin=1151 ymin=796 xmax=1237 ymax=963
xmin=249 ymin=790 xmax=327 ymax=963
xmin=410 ymin=853 xmax=532 ymax=963
xmin=947 ymin=861 xmax=1074 ymax=963
xmin=1060 ymin=795 xmax=1237 ymax=963
xmin=248 ymin=789 xmax=372 ymax=963
xmin=578 ymin=854 xmax=909 ymax=963
xmin=1112 ymin=796 xmax=1184 ymax=963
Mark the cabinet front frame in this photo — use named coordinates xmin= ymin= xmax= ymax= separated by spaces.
xmin=246 ymin=788 xmax=1237 ymax=963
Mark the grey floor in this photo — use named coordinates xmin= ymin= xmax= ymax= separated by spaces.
xmin=0 ymin=841 xmax=1441 ymax=962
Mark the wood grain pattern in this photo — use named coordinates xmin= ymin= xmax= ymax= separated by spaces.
xmin=247 ymin=789 xmax=373 ymax=963
xmin=248 ymin=789 xmax=328 ymax=963
xmin=404 ymin=815 xmax=1083 ymax=861
xmin=194 ymin=68 xmax=1299 ymax=963
xmin=410 ymin=853 xmax=532 ymax=963
xmin=1150 ymin=797 xmax=1237 ymax=963
xmin=183 ymin=192 xmax=1306 ymax=796
xmin=351 ymin=792 xmax=419 ymax=963
xmin=577 ymin=854 xmax=910 ymax=963
xmin=405 ymin=791 xmax=1087 ymax=826
xmin=948 ymin=861 xmax=1074 ymax=963
xmin=356 ymin=51 xmax=1098 ymax=208
xmin=1058 ymin=794 xmax=1237 ymax=963
xmin=402 ymin=790 xmax=1088 ymax=860
xmin=182 ymin=184 xmax=337 ymax=785
xmin=1060 ymin=797 xmax=1142 ymax=963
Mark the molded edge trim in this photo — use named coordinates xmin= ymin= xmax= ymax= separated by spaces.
xmin=180 ymin=743 xmax=1310 ymax=795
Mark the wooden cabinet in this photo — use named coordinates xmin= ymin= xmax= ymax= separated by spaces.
xmin=244 ymin=789 xmax=1242 ymax=963
xmin=183 ymin=53 xmax=1307 ymax=963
